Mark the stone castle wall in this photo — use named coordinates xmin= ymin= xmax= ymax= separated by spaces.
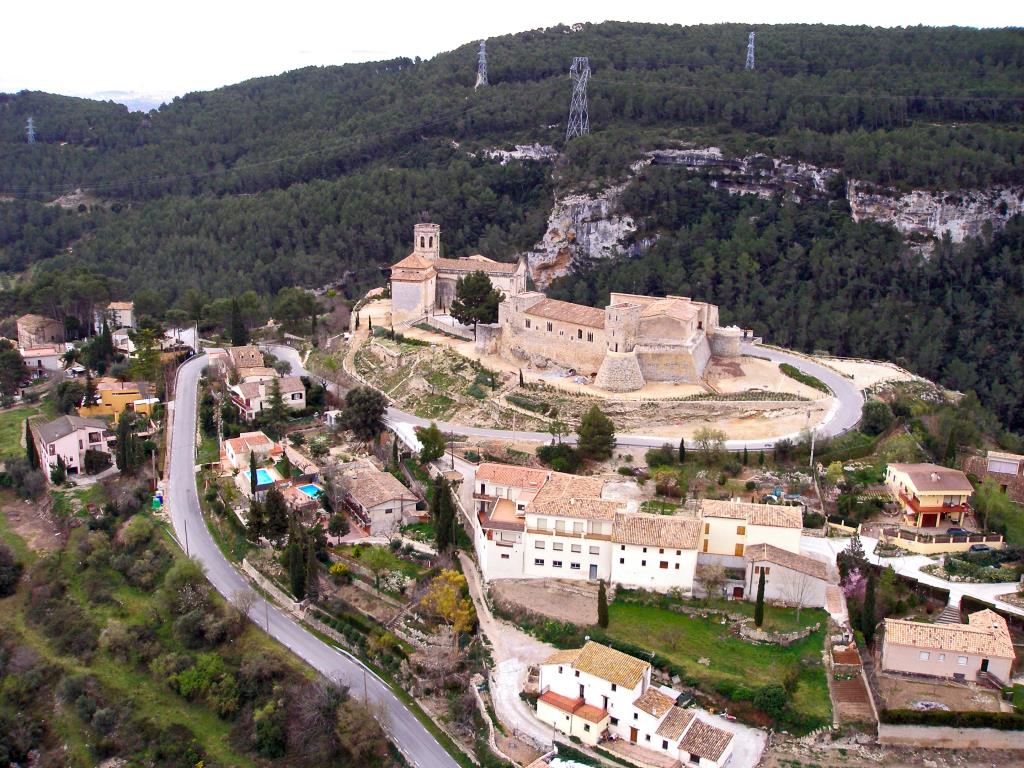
xmin=636 ymin=335 xmax=711 ymax=383
xmin=708 ymin=327 xmax=743 ymax=357
xmin=594 ymin=351 xmax=645 ymax=392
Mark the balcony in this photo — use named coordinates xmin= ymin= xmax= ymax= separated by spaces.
xmin=526 ymin=528 xmax=611 ymax=541
xmin=898 ymin=491 xmax=970 ymax=517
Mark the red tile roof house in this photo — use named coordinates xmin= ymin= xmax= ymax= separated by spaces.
xmin=221 ymin=431 xmax=283 ymax=471
xmin=881 ymin=609 xmax=1015 ymax=686
xmin=338 ymin=459 xmax=418 ymax=536
xmin=229 ymin=376 xmax=305 ymax=422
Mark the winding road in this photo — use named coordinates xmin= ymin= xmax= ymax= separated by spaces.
xmin=268 ymin=341 xmax=863 ymax=451
xmin=166 ymin=353 xmax=459 ymax=768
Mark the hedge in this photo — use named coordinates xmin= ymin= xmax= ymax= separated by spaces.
xmin=880 ymin=709 xmax=1024 ymax=730
xmin=779 ymin=363 xmax=831 ymax=394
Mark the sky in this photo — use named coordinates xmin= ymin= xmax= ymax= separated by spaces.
xmin=4 ymin=0 xmax=1022 ymax=109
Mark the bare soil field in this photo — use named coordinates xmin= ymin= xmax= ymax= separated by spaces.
xmin=815 ymin=357 xmax=917 ymax=389
xmin=876 ymin=674 xmax=1006 ymax=713
xmin=2 ymin=494 xmax=62 ymax=552
xmin=490 ymin=578 xmax=598 ymax=626
xmin=762 ymin=734 xmax=1024 ymax=768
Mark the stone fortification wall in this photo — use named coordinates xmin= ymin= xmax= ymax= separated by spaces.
xmin=594 ymin=351 xmax=645 ymax=392
xmin=636 ymin=335 xmax=711 ymax=384
xmin=475 ymin=323 xmax=501 ymax=355
xmin=502 ymin=328 xmax=607 ymax=374
xmin=709 ymin=327 xmax=743 ymax=357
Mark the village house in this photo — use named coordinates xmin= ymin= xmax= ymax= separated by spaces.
xmin=536 ymin=641 xmax=734 ymax=767
xmin=963 ymin=450 xmax=1024 ymax=505
xmin=337 ymin=459 xmax=418 ymax=536
xmin=230 ymin=376 xmax=305 ymax=421
xmin=16 ymin=314 xmax=65 ymax=351
xmin=79 ymin=379 xmax=158 ymax=419
xmin=222 ymin=431 xmax=283 ymax=471
xmin=227 ymin=345 xmax=265 ymax=369
xmin=698 ymin=499 xmax=803 ymax=561
xmin=881 ymin=609 xmax=1015 ymax=686
xmin=21 ymin=344 xmax=65 ymax=374
xmin=612 ymin=512 xmax=702 ymax=593
xmin=33 ymin=415 xmax=113 ymax=478
xmin=743 ymin=543 xmax=830 ymax=608
xmin=95 ymin=301 xmax=136 ymax=331
xmin=885 ymin=463 xmax=974 ymax=530
xmin=236 ymin=366 xmax=278 ymax=383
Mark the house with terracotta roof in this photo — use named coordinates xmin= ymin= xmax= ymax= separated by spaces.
xmin=336 ymin=459 xmax=418 ymax=536
xmin=743 ymin=543 xmax=831 ymax=608
xmin=21 ymin=344 xmax=66 ymax=374
xmin=389 ymin=222 xmax=527 ymax=324
xmin=472 ymin=462 xmax=551 ymax=579
xmin=536 ymin=640 xmax=734 ymax=766
xmin=229 ymin=376 xmax=305 ymax=421
xmin=95 ymin=301 xmax=136 ymax=331
xmin=222 ymin=431 xmax=283 ymax=471
xmin=881 ymin=609 xmax=1015 ymax=685
xmin=885 ymin=463 xmax=974 ymax=530
xmin=16 ymin=314 xmax=64 ymax=351
xmin=611 ymin=512 xmax=702 ymax=593
xmin=227 ymin=345 xmax=265 ymax=370
xmin=699 ymin=499 xmax=803 ymax=564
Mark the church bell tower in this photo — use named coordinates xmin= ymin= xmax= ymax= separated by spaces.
xmin=413 ymin=222 xmax=441 ymax=261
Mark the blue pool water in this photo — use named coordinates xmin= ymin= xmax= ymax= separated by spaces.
xmin=298 ymin=483 xmax=323 ymax=498
xmin=251 ymin=468 xmax=274 ymax=486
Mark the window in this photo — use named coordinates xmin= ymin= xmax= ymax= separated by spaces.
xmin=589 ymin=546 xmax=599 ymax=555
xmin=78 ymin=440 xmax=83 ymax=449
xmin=574 ymin=670 xmax=580 ymax=677
xmin=645 ymin=734 xmax=651 ymax=742
xmin=675 ymin=563 xmax=680 ymax=570
xmin=641 ymin=560 xmax=646 ymax=567
xmin=384 ymin=508 xmax=393 ymax=515
xmin=534 ymin=559 xmax=544 ymax=566
xmin=570 ymin=563 xmax=581 ymax=570
xmin=88 ymin=432 xmax=101 ymax=444
xmin=571 ymin=544 xmax=582 ymax=553
xmin=578 ymin=329 xmax=583 ymax=339
xmin=500 ymin=554 xmax=510 ymax=559
xmin=919 ymin=651 xmax=930 ymax=661
xmin=642 ymin=547 xmax=647 ymax=553
xmin=676 ymin=550 xmax=681 ymax=555
xmin=587 ymin=332 xmax=594 ymax=342
xmin=553 ymin=560 xmax=563 ymax=568
xmin=662 ymin=740 xmax=669 ymax=749
xmin=620 ymin=545 xmax=625 ymax=551
xmin=535 ymin=541 xmax=545 ymax=549
xmin=633 ymin=713 xmax=638 ymax=721
xmin=525 ymin=319 xmax=531 ymax=329
xmin=552 ymin=542 xmax=563 ymax=551
xmin=957 ymin=656 xmax=968 ymax=666
xmin=659 ymin=548 xmax=665 ymax=554
xmin=546 ymin=322 xmax=553 ymax=332
xmin=619 ymin=558 xmax=625 ymax=565
xmin=558 ymin=666 xmax=563 ymax=673
xmin=737 ymin=525 xmax=746 ymax=535
xmin=702 ymin=540 xmax=708 ymax=553
xmin=610 ymin=716 xmax=619 ymax=726
xmin=660 ymin=561 xmax=669 ymax=569
xmin=938 ymin=654 xmax=945 ymax=662
xmin=48 ymin=445 xmax=55 ymax=455
xmin=611 ymin=684 xmax=617 ymax=691
xmin=704 ymin=523 xmax=710 ymax=534
xmin=584 ymin=724 xmax=591 ymax=732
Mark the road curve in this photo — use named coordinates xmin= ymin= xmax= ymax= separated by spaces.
xmin=269 ymin=342 xmax=862 ymax=451
xmin=167 ymin=353 xmax=459 ymax=768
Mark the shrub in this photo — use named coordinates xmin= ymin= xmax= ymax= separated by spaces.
xmin=537 ymin=443 xmax=581 ymax=473
xmin=880 ymin=709 xmax=1024 ymax=730
xmin=0 ymin=543 xmax=23 ymax=596
xmin=779 ymin=363 xmax=830 ymax=394
xmin=745 ymin=480 xmax=757 ymax=491
xmin=645 ymin=444 xmax=676 ymax=468
xmin=861 ymin=400 xmax=895 ymax=436
xmin=754 ymin=684 xmax=788 ymax=718
xmin=506 ymin=393 xmax=549 ymax=415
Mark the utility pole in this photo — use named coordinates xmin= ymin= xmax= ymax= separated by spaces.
xmin=26 ymin=117 xmax=35 ymax=144
xmin=565 ymin=57 xmax=590 ymax=141
xmin=474 ymin=41 xmax=488 ymax=89
xmin=745 ymin=31 xmax=756 ymax=71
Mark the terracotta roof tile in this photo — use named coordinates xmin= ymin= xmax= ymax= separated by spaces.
xmin=613 ymin=512 xmax=701 ymax=550
xmin=745 ymin=543 xmax=828 ymax=581
xmin=529 ymin=474 xmax=618 ymax=520
xmin=435 ymin=256 xmax=519 ymax=275
xmin=548 ymin=641 xmax=650 ymax=689
xmin=574 ymin=703 xmax=608 ymax=723
xmin=341 ymin=459 xmax=417 ymax=510
xmin=884 ymin=610 xmax=1014 ymax=659
xmin=476 ymin=463 xmax=550 ymax=489
xmin=537 ymin=690 xmax=580 ymax=714
xmin=633 ymin=687 xmax=676 ymax=718
xmin=655 ymin=707 xmax=695 ymax=741
xmin=525 ymin=298 xmax=605 ymax=329
xmin=678 ymin=718 xmax=733 ymax=761
xmin=701 ymin=499 xmax=803 ymax=528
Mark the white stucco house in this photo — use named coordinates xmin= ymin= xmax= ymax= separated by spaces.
xmin=33 ymin=415 xmax=113 ymax=478
xmin=338 ymin=459 xmax=419 ymax=536
xmin=743 ymin=543 xmax=830 ymax=609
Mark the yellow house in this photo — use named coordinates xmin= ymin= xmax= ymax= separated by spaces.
xmin=885 ymin=463 xmax=974 ymax=530
xmin=699 ymin=499 xmax=803 ymax=558
xmin=80 ymin=380 xmax=158 ymax=419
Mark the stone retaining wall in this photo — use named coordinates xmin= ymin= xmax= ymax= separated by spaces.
xmin=878 ymin=724 xmax=1024 ymax=749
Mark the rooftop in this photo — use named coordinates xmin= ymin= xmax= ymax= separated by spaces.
xmin=341 ymin=459 xmax=417 ymax=509
xmin=613 ymin=512 xmax=701 ymax=550
xmin=542 ymin=640 xmax=650 ymax=689
xmin=34 ymin=415 xmax=108 ymax=445
xmin=435 ymin=255 xmax=520 ymax=275
xmin=888 ymin=463 xmax=974 ymax=494
xmin=524 ymin=298 xmax=606 ymax=329
xmin=633 ymin=687 xmax=676 ymax=719
xmin=640 ymin=297 xmax=700 ymax=323
xmin=745 ymin=543 xmax=828 ymax=580
xmin=701 ymin=498 xmax=803 ymax=528
xmin=108 ymin=301 xmax=134 ymax=310
xmin=655 ymin=706 xmax=695 ymax=741
xmin=227 ymin=345 xmax=264 ymax=368
xmin=476 ymin=462 xmax=550 ymax=489
xmin=678 ymin=717 xmax=733 ymax=762
xmin=884 ymin=609 xmax=1014 ymax=659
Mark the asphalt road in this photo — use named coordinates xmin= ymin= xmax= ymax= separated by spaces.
xmin=269 ymin=341 xmax=863 ymax=451
xmin=166 ymin=353 xmax=460 ymax=768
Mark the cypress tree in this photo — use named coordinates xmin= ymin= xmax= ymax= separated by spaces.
xmin=678 ymin=438 xmax=686 ymax=464
xmin=368 ymin=316 xmax=372 ymax=330
xmin=249 ymin=450 xmax=258 ymax=497
xmin=861 ymin=571 xmax=877 ymax=646
xmin=597 ymin=579 xmax=609 ymax=628
xmin=25 ymin=419 xmax=39 ymax=469
xmin=742 ymin=445 xmax=749 ymax=466
xmin=230 ymin=298 xmax=249 ymax=346
xmin=758 ymin=450 xmax=765 ymax=467
xmin=519 ymin=369 xmax=524 ymax=387
xmin=303 ymin=531 xmax=318 ymax=600
xmin=754 ymin=568 xmax=766 ymax=627
xmin=246 ymin=500 xmax=266 ymax=541
xmin=392 ymin=437 xmax=399 ymax=465
xmin=355 ymin=313 xmax=360 ymax=330
xmin=285 ymin=537 xmax=306 ymax=600
xmin=435 ymin=478 xmax=455 ymax=551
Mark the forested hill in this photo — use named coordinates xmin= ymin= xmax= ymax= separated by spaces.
xmin=0 ymin=22 xmax=1023 ymax=432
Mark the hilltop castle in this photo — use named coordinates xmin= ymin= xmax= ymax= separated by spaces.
xmin=389 ymin=223 xmax=747 ymax=392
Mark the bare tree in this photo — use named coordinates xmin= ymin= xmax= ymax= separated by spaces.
xmin=693 ymin=427 xmax=727 ymax=464
xmin=697 ymin=563 xmax=727 ymax=605
xmin=779 ymin=569 xmax=817 ymax=623
xmin=320 ymin=460 xmax=352 ymax=515
xmin=229 ymin=587 xmax=257 ymax=630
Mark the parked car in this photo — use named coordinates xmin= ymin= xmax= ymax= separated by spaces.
xmin=946 ymin=527 xmax=972 ymax=536
xmin=969 ymin=544 xmax=992 ymax=553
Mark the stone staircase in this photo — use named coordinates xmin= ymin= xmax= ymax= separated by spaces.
xmin=935 ymin=603 xmax=962 ymax=625
xmin=832 ymin=676 xmax=875 ymax=723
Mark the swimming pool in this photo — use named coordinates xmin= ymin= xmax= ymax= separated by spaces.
xmin=297 ymin=483 xmax=323 ymax=498
xmin=250 ymin=468 xmax=274 ymax=486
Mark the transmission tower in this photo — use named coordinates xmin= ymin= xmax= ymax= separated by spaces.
xmin=474 ymin=41 xmax=488 ymax=89
xmin=565 ymin=57 xmax=590 ymax=141
xmin=745 ymin=31 xmax=755 ymax=71
xmin=26 ymin=116 xmax=36 ymax=144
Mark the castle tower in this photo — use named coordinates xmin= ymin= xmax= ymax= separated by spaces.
xmin=413 ymin=223 xmax=441 ymax=261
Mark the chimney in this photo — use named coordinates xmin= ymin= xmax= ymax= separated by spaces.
xmin=930 ymin=472 xmax=940 ymax=482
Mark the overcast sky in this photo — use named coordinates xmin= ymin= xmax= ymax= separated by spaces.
xmin=4 ymin=0 xmax=1021 ymax=108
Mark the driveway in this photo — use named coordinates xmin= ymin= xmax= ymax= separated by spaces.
xmin=166 ymin=354 xmax=459 ymax=768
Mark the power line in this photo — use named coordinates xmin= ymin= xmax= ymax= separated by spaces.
xmin=566 ymin=56 xmax=590 ymax=141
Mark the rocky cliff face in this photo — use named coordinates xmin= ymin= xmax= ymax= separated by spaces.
xmin=524 ymin=182 xmax=639 ymax=289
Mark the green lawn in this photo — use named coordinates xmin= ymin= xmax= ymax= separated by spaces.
xmin=334 ymin=543 xmax=429 ymax=580
xmin=197 ymin=433 xmax=220 ymax=465
xmin=605 ymin=602 xmax=831 ymax=731
xmin=0 ymin=402 xmax=44 ymax=457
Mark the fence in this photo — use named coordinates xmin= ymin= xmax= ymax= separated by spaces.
xmin=881 ymin=527 xmax=1004 ymax=555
